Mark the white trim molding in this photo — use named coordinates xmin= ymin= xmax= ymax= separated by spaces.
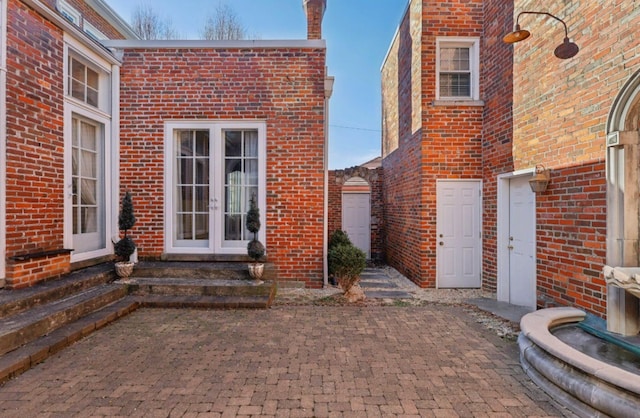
xmin=435 ymin=36 xmax=481 ymax=102
xmin=164 ymin=120 xmax=267 ymax=256
xmin=84 ymin=0 xmax=138 ymax=40
xmin=63 ymin=35 xmax=116 ymax=263
xmin=102 ymin=39 xmax=326 ymax=50
xmin=0 ymin=0 xmax=7 ymax=285
xmin=496 ymin=168 xmax=536 ymax=305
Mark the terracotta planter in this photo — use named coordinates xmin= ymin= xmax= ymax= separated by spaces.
xmin=248 ymin=263 xmax=265 ymax=280
xmin=115 ymin=261 xmax=134 ymax=278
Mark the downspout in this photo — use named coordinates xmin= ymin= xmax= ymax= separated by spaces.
xmin=0 ymin=0 xmax=8 ymax=286
xmin=323 ymin=70 xmax=334 ymax=287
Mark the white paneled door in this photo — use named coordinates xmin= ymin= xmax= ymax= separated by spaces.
xmin=436 ymin=180 xmax=482 ymax=288
xmin=342 ymin=193 xmax=371 ymax=258
xmin=508 ymin=176 xmax=536 ymax=308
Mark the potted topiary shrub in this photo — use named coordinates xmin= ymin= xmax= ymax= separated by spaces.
xmin=246 ymin=195 xmax=265 ymax=281
xmin=114 ymin=191 xmax=136 ymax=278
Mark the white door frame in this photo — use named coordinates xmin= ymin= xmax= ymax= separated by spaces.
xmin=63 ymin=36 xmax=116 ymax=263
xmin=436 ymin=179 xmax=482 ymax=288
xmin=164 ymin=120 xmax=266 ymax=255
xmin=497 ymin=168 xmax=536 ymax=304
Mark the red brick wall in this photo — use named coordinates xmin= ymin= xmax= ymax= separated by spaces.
xmin=328 ymin=167 xmax=384 ymax=261
xmin=382 ymin=0 xmax=484 ymax=287
xmin=4 ymin=0 xmax=69 ymax=288
xmin=507 ymin=0 xmax=640 ymax=315
xmin=536 ymin=162 xmax=607 ymax=315
xmin=119 ymin=47 xmax=327 ymax=287
xmin=480 ymin=0 xmax=514 ymax=294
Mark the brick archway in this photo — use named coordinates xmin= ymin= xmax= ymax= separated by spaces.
xmin=328 ymin=166 xmax=384 ymax=261
xmin=605 ymin=69 xmax=640 ymax=335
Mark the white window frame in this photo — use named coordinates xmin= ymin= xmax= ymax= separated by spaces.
xmin=164 ymin=121 xmax=267 ymax=255
xmin=63 ymin=35 xmax=116 ymax=263
xmin=83 ymin=21 xmax=107 ymax=41
xmin=57 ymin=0 xmax=81 ymax=26
xmin=436 ymin=37 xmax=480 ymax=102
xmin=67 ymin=51 xmax=111 ymax=113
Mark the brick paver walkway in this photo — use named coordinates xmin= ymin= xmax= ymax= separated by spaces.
xmin=0 ymin=306 xmax=568 ymax=417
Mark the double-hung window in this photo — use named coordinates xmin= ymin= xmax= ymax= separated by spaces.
xmin=436 ymin=37 xmax=480 ymax=102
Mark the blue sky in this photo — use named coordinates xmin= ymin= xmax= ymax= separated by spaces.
xmin=106 ymin=0 xmax=408 ymax=169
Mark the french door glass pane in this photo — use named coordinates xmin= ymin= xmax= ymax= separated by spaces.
xmin=224 ymin=130 xmax=259 ymax=242
xmin=72 ymin=115 xmax=104 ymax=251
xmin=176 ymin=130 xmax=209 ymax=242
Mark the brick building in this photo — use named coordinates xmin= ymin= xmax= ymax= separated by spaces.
xmin=0 ymin=0 xmax=332 ymax=289
xmin=382 ymin=0 xmax=640 ymax=331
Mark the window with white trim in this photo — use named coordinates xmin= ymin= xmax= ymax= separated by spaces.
xmin=57 ymin=0 xmax=81 ymax=26
xmin=67 ymin=53 xmax=111 ymax=112
xmin=436 ymin=37 xmax=480 ymax=101
xmin=83 ymin=21 xmax=107 ymax=41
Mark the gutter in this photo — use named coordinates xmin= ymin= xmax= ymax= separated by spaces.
xmin=85 ymin=0 xmax=139 ymax=40
xmin=21 ymin=0 xmax=121 ymax=65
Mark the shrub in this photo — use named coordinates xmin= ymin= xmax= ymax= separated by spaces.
xmin=328 ymin=243 xmax=366 ymax=292
xmin=247 ymin=239 xmax=265 ymax=261
xmin=246 ymin=196 xmax=265 ymax=263
xmin=328 ymin=230 xmax=352 ymax=249
xmin=114 ymin=192 xmax=136 ymax=262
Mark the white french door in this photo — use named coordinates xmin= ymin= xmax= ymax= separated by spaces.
xmin=71 ymin=115 xmax=106 ymax=254
xmin=165 ymin=122 xmax=265 ymax=255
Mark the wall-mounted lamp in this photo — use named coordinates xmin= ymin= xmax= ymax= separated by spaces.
xmin=529 ymin=165 xmax=550 ymax=193
xmin=503 ymin=11 xmax=579 ymax=59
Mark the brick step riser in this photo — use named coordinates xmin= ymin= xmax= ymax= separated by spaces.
xmin=130 ymin=268 xmax=250 ymax=280
xmin=0 ymin=287 xmax=126 ymax=357
xmin=128 ymin=284 xmax=273 ymax=298
xmin=0 ymin=270 xmax=114 ymax=320
xmin=139 ymin=298 xmax=269 ymax=310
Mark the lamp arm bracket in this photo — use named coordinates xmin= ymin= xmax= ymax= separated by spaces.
xmin=516 ymin=11 xmax=569 ymax=38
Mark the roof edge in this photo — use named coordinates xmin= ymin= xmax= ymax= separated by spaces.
xmin=85 ymin=0 xmax=139 ymax=39
xmin=101 ymin=39 xmax=327 ymax=49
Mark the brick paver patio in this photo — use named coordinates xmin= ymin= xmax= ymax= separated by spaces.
xmin=0 ymin=306 xmax=568 ymax=417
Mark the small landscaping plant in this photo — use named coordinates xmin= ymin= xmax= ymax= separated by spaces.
xmin=328 ymin=230 xmax=366 ymax=294
xmin=114 ymin=191 xmax=136 ymax=262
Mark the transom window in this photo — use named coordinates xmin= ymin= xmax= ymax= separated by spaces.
xmin=68 ymin=56 xmax=99 ymax=107
xmin=436 ymin=37 xmax=480 ymax=101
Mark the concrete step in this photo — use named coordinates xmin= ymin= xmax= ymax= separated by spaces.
xmin=0 ymin=264 xmax=114 ymax=320
xmin=0 ymin=298 xmax=139 ymax=384
xmin=126 ymin=277 xmax=277 ymax=308
xmin=130 ymin=261 xmax=276 ymax=281
xmin=0 ymin=284 xmax=126 ymax=356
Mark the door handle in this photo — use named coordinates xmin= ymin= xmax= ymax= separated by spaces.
xmin=439 ymin=241 xmax=444 ymax=246
xmin=507 ymin=245 xmax=514 ymax=250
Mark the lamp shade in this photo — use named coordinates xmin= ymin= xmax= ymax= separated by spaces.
xmin=529 ymin=166 xmax=550 ymax=193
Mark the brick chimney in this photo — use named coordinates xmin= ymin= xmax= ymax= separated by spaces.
xmin=303 ymin=0 xmax=326 ymax=40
